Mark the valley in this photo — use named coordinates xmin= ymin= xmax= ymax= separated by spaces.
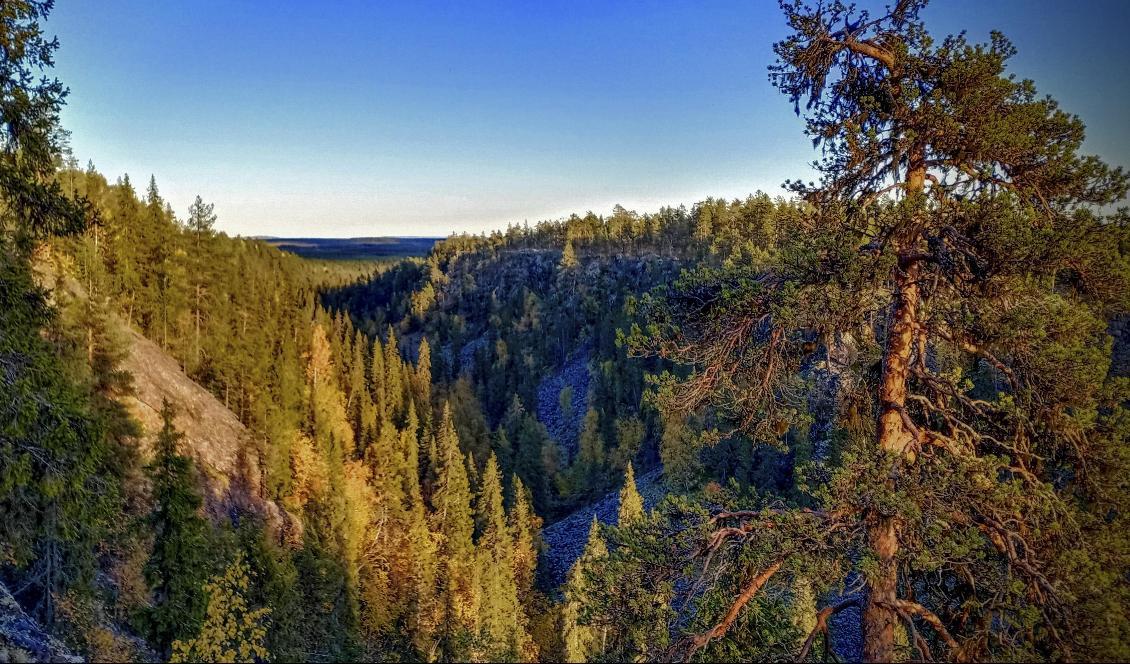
xmin=2 ymin=1 xmax=1128 ymax=662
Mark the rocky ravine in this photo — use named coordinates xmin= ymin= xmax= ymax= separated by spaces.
xmin=534 ymin=343 xmax=592 ymax=463
xmin=539 ymin=467 xmax=665 ymax=590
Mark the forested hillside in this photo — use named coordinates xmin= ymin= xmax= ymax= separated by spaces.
xmin=1 ymin=1 xmax=1128 ymax=663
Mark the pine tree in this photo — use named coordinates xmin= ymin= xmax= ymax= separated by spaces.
xmin=617 ymin=462 xmax=644 ymax=527
xmin=184 ymin=197 xmax=215 ymax=373
xmin=185 ymin=195 xmax=217 ymax=235
xmin=629 ymin=1 xmax=1130 ymax=660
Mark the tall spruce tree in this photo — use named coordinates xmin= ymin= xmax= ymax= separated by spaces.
xmin=562 ymin=517 xmax=608 ymax=663
xmin=144 ymin=400 xmax=211 ymax=656
xmin=0 ymin=0 xmax=117 ymax=627
xmin=432 ymin=403 xmax=478 ymax=657
xmin=508 ymin=475 xmax=541 ymax=608
xmin=475 ymin=454 xmax=529 ymax=661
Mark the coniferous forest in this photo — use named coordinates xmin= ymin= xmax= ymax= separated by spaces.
xmin=1 ymin=1 xmax=1128 ymax=662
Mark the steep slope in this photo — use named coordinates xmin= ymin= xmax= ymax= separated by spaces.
xmin=36 ymin=255 xmax=296 ymax=538
xmin=0 ymin=582 xmax=81 ymax=663
xmin=534 ymin=343 xmax=591 ymax=462
xmin=539 ymin=467 xmax=665 ymax=589
xmin=119 ymin=325 xmax=293 ymax=535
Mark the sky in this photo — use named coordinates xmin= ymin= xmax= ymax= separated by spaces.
xmin=48 ymin=0 xmax=1130 ymax=238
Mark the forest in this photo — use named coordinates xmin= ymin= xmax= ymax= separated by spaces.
xmin=1 ymin=0 xmax=1128 ymax=662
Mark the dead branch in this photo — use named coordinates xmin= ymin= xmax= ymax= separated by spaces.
xmin=683 ymin=560 xmax=785 ymax=662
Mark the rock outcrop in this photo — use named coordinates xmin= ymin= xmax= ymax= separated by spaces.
xmin=35 ymin=254 xmax=298 ymax=540
xmin=0 ymin=582 xmax=81 ymax=663
xmin=119 ymin=326 xmax=297 ymax=539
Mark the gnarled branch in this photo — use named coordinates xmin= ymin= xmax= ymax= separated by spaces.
xmin=683 ymin=560 xmax=785 ymax=661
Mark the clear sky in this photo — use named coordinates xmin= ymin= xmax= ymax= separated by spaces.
xmin=49 ymin=0 xmax=1130 ymax=238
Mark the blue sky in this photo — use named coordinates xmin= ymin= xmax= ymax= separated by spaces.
xmin=50 ymin=1 xmax=1130 ymax=237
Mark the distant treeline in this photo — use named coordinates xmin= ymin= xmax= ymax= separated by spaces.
xmin=261 ymin=236 xmax=441 ymax=261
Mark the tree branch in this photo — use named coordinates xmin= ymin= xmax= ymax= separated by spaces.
xmin=878 ymin=598 xmax=961 ymax=655
xmin=683 ymin=560 xmax=785 ymax=661
xmin=795 ymin=596 xmax=860 ymax=661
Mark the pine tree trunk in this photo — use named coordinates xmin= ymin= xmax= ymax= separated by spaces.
xmin=194 ymin=284 xmax=201 ymax=367
xmin=863 ymin=157 xmax=925 ymax=661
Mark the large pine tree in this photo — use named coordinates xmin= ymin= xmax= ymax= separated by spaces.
xmin=631 ymin=0 xmax=1130 ymax=660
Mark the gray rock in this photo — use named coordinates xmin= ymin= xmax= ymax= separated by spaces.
xmin=534 ymin=343 xmax=592 ymax=461
xmin=539 ymin=467 xmax=665 ymax=590
xmin=0 ymin=582 xmax=82 ymax=663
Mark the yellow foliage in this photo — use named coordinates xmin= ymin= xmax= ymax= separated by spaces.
xmin=170 ymin=553 xmax=271 ymax=663
xmin=285 ymin=431 xmax=327 ymax=509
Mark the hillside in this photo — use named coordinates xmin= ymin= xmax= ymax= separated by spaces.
xmin=119 ymin=326 xmax=295 ymax=536
xmin=36 ymin=255 xmax=297 ymax=535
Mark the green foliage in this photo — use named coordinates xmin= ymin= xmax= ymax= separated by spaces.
xmin=616 ymin=463 xmax=644 ymax=527
xmin=625 ymin=1 xmax=1130 ymax=660
xmin=0 ymin=2 xmax=127 ymax=632
xmin=475 ymin=454 xmax=533 ymax=661
xmin=6 ymin=1 xmax=1125 ymax=661
xmin=0 ymin=251 xmax=125 ymax=626
xmin=0 ymin=0 xmax=91 ymax=250
xmin=562 ymin=518 xmax=608 ymax=663
xmin=143 ymin=400 xmax=213 ymax=655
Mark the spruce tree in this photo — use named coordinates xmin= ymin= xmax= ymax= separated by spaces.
xmin=383 ymin=326 xmax=404 ymax=423
xmin=347 ymin=330 xmax=367 ymax=448
xmin=432 ymin=403 xmax=478 ymax=656
xmin=415 ymin=336 xmax=433 ymax=415
xmin=573 ymin=407 xmax=606 ymax=494
xmin=617 ymin=462 xmax=644 ymax=527
xmin=368 ymin=335 xmax=386 ymax=437
xmin=560 ymin=237 xmax=579 ymax=270
xmin=563 ymin=517 xmax=608 ymax=663
xmin=0 ymin=4 xmax=120 ymax=628
xmin=145 ymin=400 xmax=211 ymax=656
xmin=475 ymin=454 xmax=528 ymax=661
xmin=508 ymin=475 xmax=542 ymax=607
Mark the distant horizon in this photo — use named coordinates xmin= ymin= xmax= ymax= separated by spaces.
xmin=250 ymin=234 xmax=447 ymax=240
xmin=52 ymin=1 xmax=1130 ymax=237
xmin=241 ymin=191 xmax=784 ymax=240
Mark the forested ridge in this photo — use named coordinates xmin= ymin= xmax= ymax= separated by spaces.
xmin=2 ymin=0 xmax=1129 ymax=663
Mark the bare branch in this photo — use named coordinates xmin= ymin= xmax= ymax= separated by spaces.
xmin=683 ymin=560 xmax=785 ymax=661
